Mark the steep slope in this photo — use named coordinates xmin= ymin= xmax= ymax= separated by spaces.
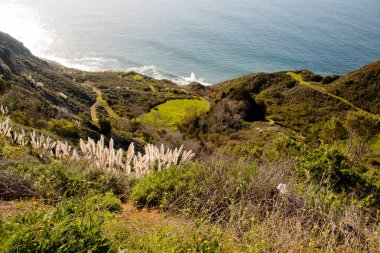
xmin=327 ymin=61 xmax=380 ymax=114
xmin=0 ymin=31 xmax=95 ymax=118
xmin=211 ymin=72 xmax=353 ymax=137
xmin=0 ymin=32 xmax=209 ymax=148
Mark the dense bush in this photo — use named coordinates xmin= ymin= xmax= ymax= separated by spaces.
xmin=321 ymin=74 xmax=340 ymax=84
xmin=99 ymin=118 xmax=112 ymax=135
xmin=319 ymin=116 xmax=348 ymax=143
xmin=47 ymin=118 xmax=81 ymax=139
xmin=296 ymin=144 xmax=379 ymax=202
xmin=130 ymin=145 xmax=380 ymax=251
xmin=10 ymin=110 xmax=32 ymax=126
xmin=300 ymin=70 xmax=323 ymax=82
xmin=345 ymin=110 xmax=380 ymax=162
xmin=0 ymin=192 xmax=126 ymax=253
xmin=131 ymin=150 xmax=289 ymax=221
xmin=0 ymin=78 xmax=11 ymax=95
xmin=8 ymin=161 xmax=132 ymax=201
xmin=131 ymin=166 xmax=196 ymax=208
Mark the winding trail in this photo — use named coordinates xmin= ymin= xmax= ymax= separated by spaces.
xmin=90 ymin=86 xmax=120 ymax=124
xmin=287 ymin=72 xmax=363 ymax=111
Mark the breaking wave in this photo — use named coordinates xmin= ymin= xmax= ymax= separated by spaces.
xmin=127 ymin=65 xmax=212 ymax=86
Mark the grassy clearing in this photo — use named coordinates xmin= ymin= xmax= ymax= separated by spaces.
xmin=142 ymin=98 xmax=210 ymax=129
xmin=132 ymin=74 xmax=144 ymax=81
xmin=287 ymin=72 xmax=362 ymax=111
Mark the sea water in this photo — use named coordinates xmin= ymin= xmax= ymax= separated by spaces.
xmin=0 ymin=0 xmax=379 ymax=84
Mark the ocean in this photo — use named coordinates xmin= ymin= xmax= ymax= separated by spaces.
xmin=0 ymin=0 xmax=379 ymax=85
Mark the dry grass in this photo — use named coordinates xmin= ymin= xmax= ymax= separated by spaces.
xmin=138 ymin=149 xmax=380 ymax=252
xmin=0 ymin=170 xmax=36 ymax=200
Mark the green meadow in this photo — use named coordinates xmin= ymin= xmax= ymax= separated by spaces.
xmin=142 ymin=98 xmax=210 ymax=128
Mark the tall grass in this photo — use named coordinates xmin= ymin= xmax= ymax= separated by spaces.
xmin=132 ymin=147 xmax=380 ymax=252
xmin=0 ymin=108 xmax=195 ymax=179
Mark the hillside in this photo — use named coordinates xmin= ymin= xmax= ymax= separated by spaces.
xmin=0 ymin=31 xmax=206 ymax=148
xmin=210 ymin=72 xmax=353 ymax=136
xmin=327 ymin=61 xmax=380 ymax=114
xmin=0 ymin=31 xmax=380 ymax=252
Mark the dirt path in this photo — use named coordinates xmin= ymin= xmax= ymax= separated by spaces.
xmin=0 ymin=200 xmax=52 ymax=220
xmin=121 ymin=202 xmax=169 ymax=226
xmin=287 ymin=72 xmax=363 ymax=111
xmin=89 ymin=86 xmax=121 ymax=124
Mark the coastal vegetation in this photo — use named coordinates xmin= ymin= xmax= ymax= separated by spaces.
xmin=0 ymin=31 xmax=380 ymax=252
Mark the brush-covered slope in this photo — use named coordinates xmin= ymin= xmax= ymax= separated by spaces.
xmin=0 ymin=31 xmax=210 ymax=147
xmin=327 ymin=61 xmax=380 ymax=114
xmin=0 ymin=31 xmax=95 ymax=116
xmin=210 ymin=72 xmax=353 ymax=137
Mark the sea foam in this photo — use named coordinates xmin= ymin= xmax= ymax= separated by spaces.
xmin=127 ymin=65 xmax=212 ymax=86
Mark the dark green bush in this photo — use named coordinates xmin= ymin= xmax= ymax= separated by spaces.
xmin=22 ymin=162 xmax=96 ymax=199
xmin=321 ymin=75 xmax=339 ymax=84
xmin=300 ymin=71 xmax=323 ymax=82
xmin=99 ymin=118 xmax=112 ymax=135
xmin=0 ymin=78 xmax=11 ymax=95
xmin=131 ymin=154 xmax=265 ymax=222
xmin=86 ymin=168 xmax=133 ymax=201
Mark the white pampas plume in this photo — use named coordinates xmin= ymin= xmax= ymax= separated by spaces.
xmin=80 ymin=138 xmax=87 ymax=154
xmin=115 ymin=148 xmax=123 ymax=167
xmin=108 ymin=138 xmax=115 ymax=170
xmin=72 ymin=149 xmax=80 ymax=161
xmin=88 ymin=137 xmax=95 ymax=156
xmin=0 ymin=105 xmax=8 ymax=116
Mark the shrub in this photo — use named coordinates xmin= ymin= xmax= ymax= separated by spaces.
xmin=10 ymin=161 xmax=132 ymax=201
xmin=0 ymin=170 xmax=36 ymax=200
xmin=345 ymin=111 xmax=380 ymax=144
xmin=296 ymin=144 xmax=379 ymax=200
xmin=300 ymin=70 xmax=323 ymax=82
xmin=10 ymin=110 xmax=32 ymax=126
xmin=0 ymin=78 xmax=11 ymax=95
xmin=321 ymin=75 xmax=339 ymax=84
xmin=47 ymin=118 xmax=81 ymax=139
xmin=345 ymin=111 xmax=380 ymax=162
xmin=131 ymin=165 xmax=196 ymax=208
xmin=86 ymin=168 xmax=133 ymax=201
xmin=296 ymin=145 xmax=352 ymax=188
xmin=130 ymin=148 xmax=380 ymax=252
xmin=0 ymin=193 xmax=127 ymax=253
xmin=319 ymin=117 xmax=348 ymax=143
xmin=99 ymin=118 xmax=112 ymax=135
xmin=131 ymin=150 xmax=291 ymax=222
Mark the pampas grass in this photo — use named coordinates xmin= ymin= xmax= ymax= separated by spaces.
xmin=0 ymin=107 xmax=195 ymax=178
xmin=0 ymin=105 xmax=8 ymax=116
xmin=79 ymin=136 xmax=195 ymax=178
